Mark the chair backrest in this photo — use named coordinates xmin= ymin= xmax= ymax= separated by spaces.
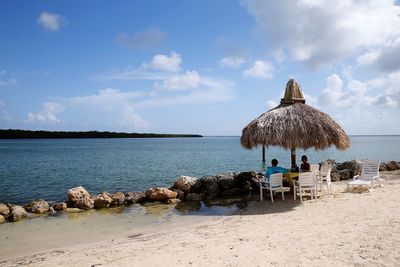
xmin=361 ymin=160 xmax=380 ymax=178
xmin=268 ymin=173 xmax=283 ymax=188
xmin=320 ymin=162 xmax=331 ymax=176
xmin=310 ymin=164 xmax=320 ymax=175
xmin=299 ymin=172 xmax=315 ymax=187
xmin=325 ymin=168 xmax=332 ymax=184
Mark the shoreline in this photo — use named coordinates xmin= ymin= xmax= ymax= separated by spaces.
xmin=1 ymin=171 xmax=399 ymax=266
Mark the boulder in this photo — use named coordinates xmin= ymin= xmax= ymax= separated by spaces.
xmin=166 ymin=198 xmax=181 ymax=204
xmin=217 ymin=172 xmax=236 ymax=191
xmin=110 ymin=192 xmax=125 ymax=205
xmin=200 ymin=176 xmax=220 ymax=199
xmin=185 ymin=193 xmax=202 ymax=202
xmin=125 ymin=192 xmax=146 ymax=204
xmin=235 ymin=171 xmax=260 ymax=190
xmin=67 ymin=186 xmax=94 ymax=210
xmin=65 ymin=208 xmax=85 ymax=213
xmin=379 ymin=163 xmax=387 ymax=172
xmin=386 ymin=161 xmax=400 ymax=171
xmin=94 ymin=192 xmax=113 ymax=209
xmin=52 ymin=202 xmax=67 ymax=211
xmin=0 ymin=215 xmax=5 ymax=224
xmin=145 ymin=187 xmax=178 ymax=201
xmin=25 ymin=199 xmax=49 ymax=214
xmin=173 ymin=176 xmax=201 ymax=193
xmin=336 ymin=160 xmax=361 ymax=178
xmin=331 ymin=172 xmax=341 ymax=182
xmin=0 ymin=203 xmax=10 ymax=219
xmin=338 ymin=169 xmax=351 ymax=180
xmin=172 ymin=189 xmax=185 ymax=200
xmin=48 ymin=207 xmax=56 ymax=214
xmin=9 ymin=205 xmax=28 ymax=222
xmin=221 ymin=188 xmax=241 ymax=196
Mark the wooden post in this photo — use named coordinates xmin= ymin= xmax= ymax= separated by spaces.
xmin=291 ymin=147 xmax=296 ymax=170
xmin=262 ymin=145 xmax=266 ymax=163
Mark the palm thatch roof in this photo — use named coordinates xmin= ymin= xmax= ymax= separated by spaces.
xmin=241 ymin=79 xmax=350 ymax=151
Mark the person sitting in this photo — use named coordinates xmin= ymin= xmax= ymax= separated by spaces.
xmin=300 ymin=155 xmax=310 ymax=171
xmin=265 ymin=159 xmax=289 ymax=177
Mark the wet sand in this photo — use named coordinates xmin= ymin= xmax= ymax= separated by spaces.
xmin=1 ymin=171 xmax=400 ymax=266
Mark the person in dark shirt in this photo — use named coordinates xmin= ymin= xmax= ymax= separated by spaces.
xmin=300 ymin=155 xmax=310 ymax=171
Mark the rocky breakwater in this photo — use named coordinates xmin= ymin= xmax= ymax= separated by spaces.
xmin=1 ymin=160 xmax=399 ymax=224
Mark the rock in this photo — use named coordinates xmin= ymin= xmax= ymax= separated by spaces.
xmin=0 ymin=215 xmax=5 ymax=224
xmin=9 ymin=205 xmax=28 ymax=222
xmin=336 ymin=160 xmax=361 ymax=178
xmin=110 ymin=192 xmax=125 ymax=205
xmin=65 ymin=208 xmax=85 ymax=213
xmin=94 ymin=192 xmax=113 ymax=209
xmin=48 ymin=207 xmax=56 ymax=214
xmin=185 ymin=193 xmax=202 ymax=202
xmin=25 ymin=199 xmax=49 ymax=214
xmin=235 ymin=171 xmax=260 ymax=190
xmin=52 ymin=202 xmax=68 ymax=211
xmin=172 ymin=189 xmax=185 ymax=200
xmin=145 ymin=187 xmax=178 ymax=201
xmin=166 ymin=198 xmax=181 ymax=204
xmin=331 ymin=172 xmax=341 ymax=182
xmin=379 ymin=163 xmax=387 ymax=172
xmin=125 ymin=192 xmax=146 ymax=204
xmin=240 ymin=181 xmax=252 ymax=192
xmin=173 ymin=176 xmax=200 ymax=193
xmin=217 ymin=172 xmax=236 ymax=191
xmin=221 ymin=188 xmax=241 ymax=196
xmin=338 ymin=169 xmax=351 ymax=180
xmin=0 ymin=203 xmax=10 ymax=219
xmin=67 ymin=186 xmax=94 ymax=210
xmin=386 ymin=161 xmax=400 ymax=171
xmin=200 ymin=176 xmax=220 ymax=199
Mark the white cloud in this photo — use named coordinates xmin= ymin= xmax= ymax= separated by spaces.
xmin=163 ymin=71 xmax=201 ymax=90
xmin=2 ymin=111 xmax=12 ymax=122
xmin=136 ymin=76 xmax=235 ymax=108
xmin=144 ymin=51 xmax=181 ymax=72
xmin=219 ymin=57 xmax=245 ymax=68
xmin=117 ymin=28 xmax=167 ymax=49
xmin=241 ymin=0 xmax=400 ymax=67
xmin=37 ymin=11 xmax=65 ymax=32
xmin=0 ymin=70 xmax=17 ymax=86
xmin=357 ymin=39 xmax=400 ymax=72
xmin=26 ymin=102 xmax=62 ymax=124
xmin=243 ymin=60 xmax=274 ymax=79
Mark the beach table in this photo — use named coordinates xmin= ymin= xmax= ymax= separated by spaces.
xmin=284 ymin=172 xmax=300 ymax=186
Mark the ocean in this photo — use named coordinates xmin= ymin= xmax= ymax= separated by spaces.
xmin=0 ymin=136 xmax=399 ymax=204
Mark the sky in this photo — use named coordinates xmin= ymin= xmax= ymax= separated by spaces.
xmin=1 ymin=0 xmax=400 ymax=135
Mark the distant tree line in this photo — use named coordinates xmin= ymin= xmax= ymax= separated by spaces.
xmin=0 ymin=129 xmax=203 ymax=139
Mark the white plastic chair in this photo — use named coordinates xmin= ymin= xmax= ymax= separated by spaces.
xmin=310 ymin=164 xmax=320 ymax=177
xmin=260 ymin=173 xmax=288 ymax=203
xmin=294 ymin=172 xmax=317 ymax=202
xmin=347 ymin=160 xmax=383 ymax=191
xmin=317 ymin=167 xmax=332 ymax=196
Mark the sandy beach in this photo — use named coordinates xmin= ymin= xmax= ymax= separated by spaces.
xmin=1 ymin=171 xmax=400 ymax=266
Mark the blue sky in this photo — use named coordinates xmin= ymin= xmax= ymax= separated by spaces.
xmin=1 ymin=0 xmax=400 ymax=135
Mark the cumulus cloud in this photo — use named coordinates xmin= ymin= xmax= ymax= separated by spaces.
xmin=117 ymin=28 xmax=167 ymax=49
xmin=0 ymin=70 xmax=17 ymax=86
xmin=37 ymin=11 xmax=65 ymax=31
xmin=2 ymin=111 xmax=12 ymax=122
xmin=358 ymin=39 xmax=400 ymax=73
xmin=219 ymin=57 xmax=245 ymax=68
xmin=241 ymin=0 xmax=400 ymax=67
xmin=26 ymin=102 xmax=62 ymax=124
xmin=163 ymin=71 xmax=201 ymax=90
xmin=144 ymin=51 xmax=181 ymax=72
xmin=243 ymin=60 xmax=274 ymax=79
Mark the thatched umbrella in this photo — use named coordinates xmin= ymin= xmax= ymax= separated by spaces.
xmin=241 ymin=79 xmax=350 ymax=170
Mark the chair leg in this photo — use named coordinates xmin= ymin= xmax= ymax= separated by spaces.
xmin=270 ymin=189 xmax=274 ymax=203
xmin=260 ymin=183 xmax=263 ymax=201
xmin=294 ymin=186 xmax=296 ymax=200
xmin=281 ymin=189 xmax=284 ymax=200
xmin=300 ymin=188 xmax=303 ymax=202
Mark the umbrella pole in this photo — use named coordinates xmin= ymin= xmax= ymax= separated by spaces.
xmin=291 ymin=147 xmax=296 ymax=170
xmin=262 ymin=145 xmax=265 ymax=163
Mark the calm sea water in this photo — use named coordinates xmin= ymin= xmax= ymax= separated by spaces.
xmin=0 ymin=136 xmax=399 ymax=204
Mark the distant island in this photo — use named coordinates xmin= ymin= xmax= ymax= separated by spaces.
xmin=0 ymin=129 xmax=203 ymax=139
